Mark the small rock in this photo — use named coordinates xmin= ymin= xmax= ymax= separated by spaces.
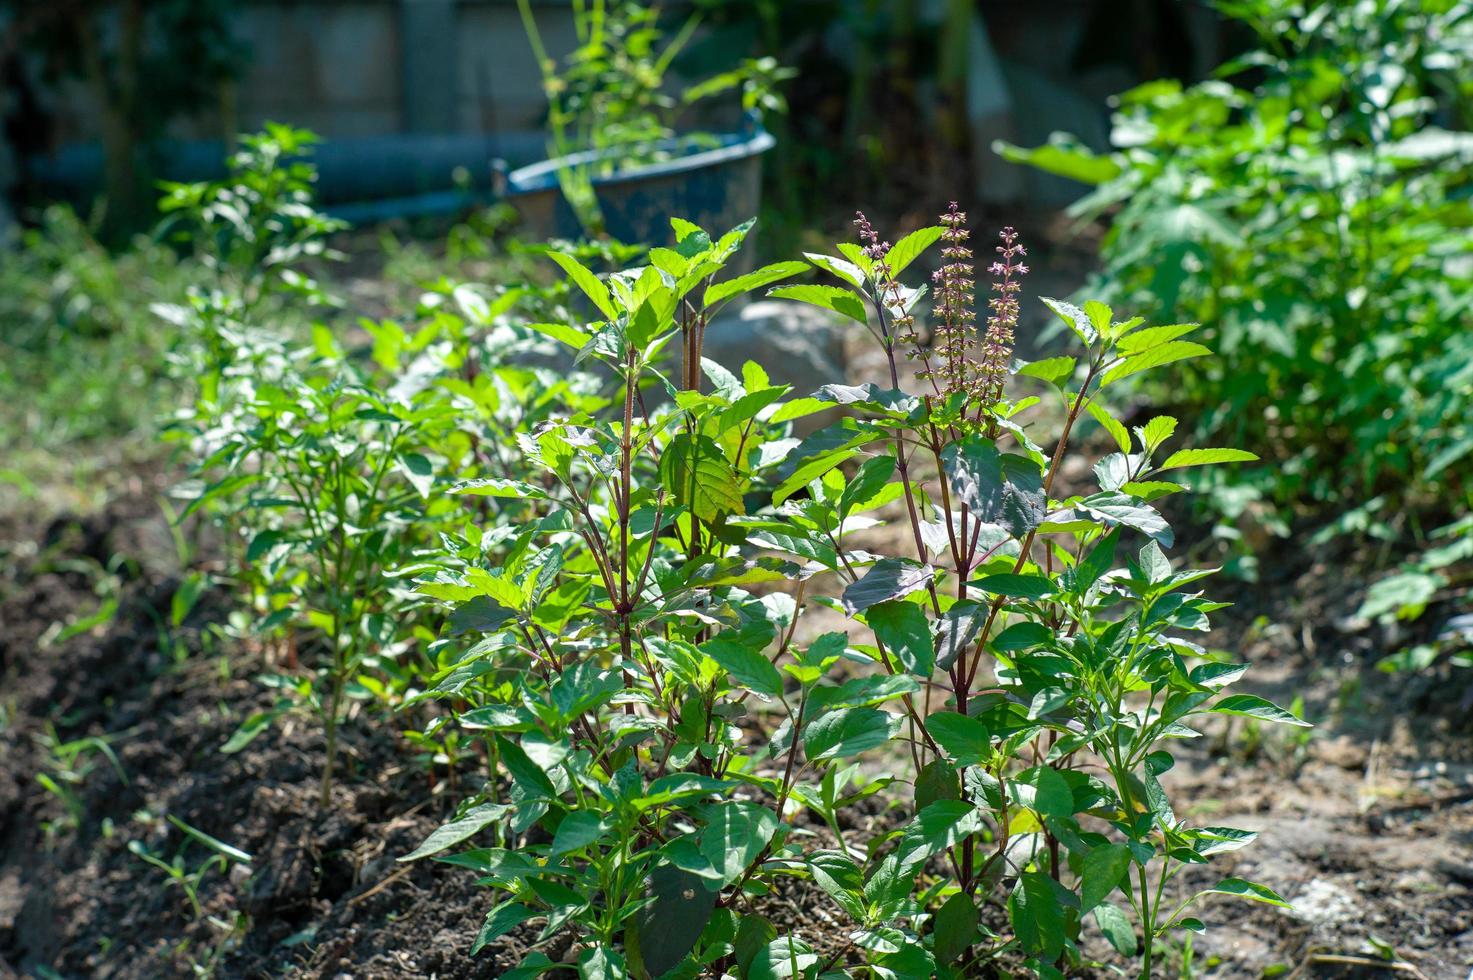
xmin=1284 ymin=878 xmax=1359 ymax=928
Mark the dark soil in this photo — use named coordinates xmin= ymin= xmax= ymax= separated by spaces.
xmin=2 ymin=482 xmax=1471 ymax=979
xmin=0 ymin=490 xmax=519 ymax=979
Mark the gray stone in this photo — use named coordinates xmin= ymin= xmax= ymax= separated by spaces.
xmin=702 ymin=300 xmax=847 ymax=397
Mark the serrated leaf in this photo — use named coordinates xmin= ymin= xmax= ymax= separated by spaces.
xmin=661 ymin=434 xmax=744 ymax=523
xmin=802 ymin=251 xmax=867 ymax=288
xmin=766 ymin=284 xmax=869 ymax=324
xmin=450 ymin=478 xmax=549 ymax=499
xmin=933 ymin=891 xmax=979 ymax=964
xmin=702 ymin=634 xmax=783 ymax=697
xmin=1157 ymin=448 xmax=1259 ymax=470
xmin=926 ymin=711 xmax=991 ymax=766
xmin=1093 ymin=902 xmax=1137 ymax=955
xmin=1115 ymin=322 xmax=1199 ymax=354
xmin=704 ymin=261 xmax=809 ymax=308
xmin=804 ymin=707 xmax=901 ymax=760
xmin=1078 ymin=493 xmax=1173 ymax=546
xmin=841 ymin=558 xmax=933 ymax=614
xmin=548 ymin=251 xmax=617 ymax=322
xmin=866 ymin=600 xmax=934 ymax=676
xmin=941 ymin=437 xmax=1045 ymax=539
xmin=1199 ymin=877 xmax=1290 ymax=907
xmin=883 ymin=226 xmax=945 ymax=277
xmin=400 ymin=803 xmax=512 ymax=862
xmin=1017 ymin=356 xmax=1077 ymax=386
xmin=1080 ymin=843 xmax=1132 ymax=912
xmin=1010 ymin=871 xmax=1067 ymax=960
xmin=524 ymin=321 xmax=591 ymax=348
xmin=1211 ymin=694 xmax=1311 ymax=727
xmin=971 ymin=573 xmax=1054 ymax=599
xmin=551 ymin=811 xmax=610 ymax=856
xmin=1101 ymin=341 xmax=1211 ymax=386
xmin=1041 ymin=297 xmax=1097 ymax=345
xmin=1085 ymin=401 xmax=1132 ymax=454
xmin=472 ymin=902 xmax=538 ymax=955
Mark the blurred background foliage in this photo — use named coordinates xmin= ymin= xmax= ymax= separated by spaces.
xmin=0 ymin=0 xmax=1469 ymax=639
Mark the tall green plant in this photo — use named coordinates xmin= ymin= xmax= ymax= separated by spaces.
xmin=761 ymin=209 xmax=1302 ymax=977
xmin=999 ymin=0 xmax=1473 ymax=545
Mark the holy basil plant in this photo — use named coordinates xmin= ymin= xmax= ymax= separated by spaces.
xmin=402 ymin=218 xmax=934 ymax=977
xmin=756 ymin=207 xmax=1305 ymax=978
xmin=399 ymin=210 xmax=1299 ymax=979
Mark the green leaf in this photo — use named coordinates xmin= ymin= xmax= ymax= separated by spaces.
xmin=632 ymin=865 xmax=718 ymax=976
xmin=472 ymin=902 xmax=539 ymax=955
xmin=449 ymin=596 xmax=519 ymax=635
xmin=548 ymin=250 xmax=618 ymax=322
xmin=1085 ymin=401 xmax=1132 ymax=454
xmin=802 ymin=251 xmax=867 ymax=288
xmin=941 ymin=437 xmax=1045 ymax=539
xmin=1040 ymin=297 xmax=1097 ymax=345
xmin=1101 ymin=341 xmax=1211 ymax=386
xmin=841 ymin=558 xmax=933 ymax=614
xmin=766 ymin=284 xmax=869 ymax=324
xmin=551 ymin=811 xmax=610 ymax=857
xmin=803 ymin=707 xmax=902 ymax=761
xmin=1010 ymin=871 xmax=1067 ymax=960
xmin=839 ymin=455 xmax=897 ymax=518
xmin=220 ymin=707 xmax=283 ymax=754
xmin=1199 ymin=877 xmax=1291 ymax=908
xmin=661 ymin=434 xmax=744 ymax=523
xmin=1078 ymin=493 xmax=1173 ymax=546
xmin=883 ymin=226 xmax=945 ymax=277
xmin=495 ymin=735 xmax=557 ymax=797
xmin=1080 ymin=843 xmax=1132 ymax=912
xmin=935 ymin=601 xmax=987 ymax=670
xmin=246 ymin=529 xmax=284 ymax=563
xmin=734 ymin=915 xmax=777 ymax=977
xmin=577 ymin=945 xmax=628 ymax=980
xmin=702 ymin=634 xmax=784 ymax=697
xmin=704 ymin=261 xmax=809 ymax=308
xmin=926 ymin=711 xmax=991 ymax=766
xmin=932 ymin=891 xmax=979 ymax=964
xmin=397 ymin=452 xmax=434 ymax=499
xmin=1115 ymin=322 xmax=1198 ymax=354
xmin=914 ymin=759 xmax=960 ymax=811
xmin=400 ymin=803 xmax=511 ymax=862
xmin=1017 ymin=356 xmax=1077 ymax=387
xmin=1211 ymin=694 xmax=1312 ymax=727
xmin=524 ymin=321 xmax=591 ymax=349
xmin=899 ymin=800 xmax=984 ymax=866
xmin=701 ymin=802 xmax=778 ymax=886
xmin=1358 ymin=570 xmax=1445 ymax=620
xmin=1157 ymin=448 xmax=1259 ymax=470
xmin=1013 ymin=765 xmax=1072 ymax=820
xmin=866 ymin=600 xmax=935 ymax=676
xmin=450 ymin=478 xmax=549 ymax=499
xmin=992 ymin=621 xmax=1052 ymax=652
xmin=807 ymin=851 xmax=868 ymax=921
xmin=1093 ymin=902 xmax=1137 ymax=955
xmin=994 ymin=135 xmax=1122 ymax=185
xmin=971 ymin=573 xmax=1054 ymax=600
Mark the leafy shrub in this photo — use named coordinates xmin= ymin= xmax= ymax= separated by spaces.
xmin=998 ymin=0 xmax=1473 ymax=542
xmin=761 ymin=210 xmax=1301 ymax=976
xmin=162 ymin=127 xmax=605 ymax=801
xmin=397 ymin=208 xmax=1298 ymax=977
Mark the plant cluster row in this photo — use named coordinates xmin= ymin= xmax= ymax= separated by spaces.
xmin=149 ymin=126 xmax=1308 ymax=980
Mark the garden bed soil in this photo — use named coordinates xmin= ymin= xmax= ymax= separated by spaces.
xmin=1 ymin=486 xmax=1471 ymax=978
